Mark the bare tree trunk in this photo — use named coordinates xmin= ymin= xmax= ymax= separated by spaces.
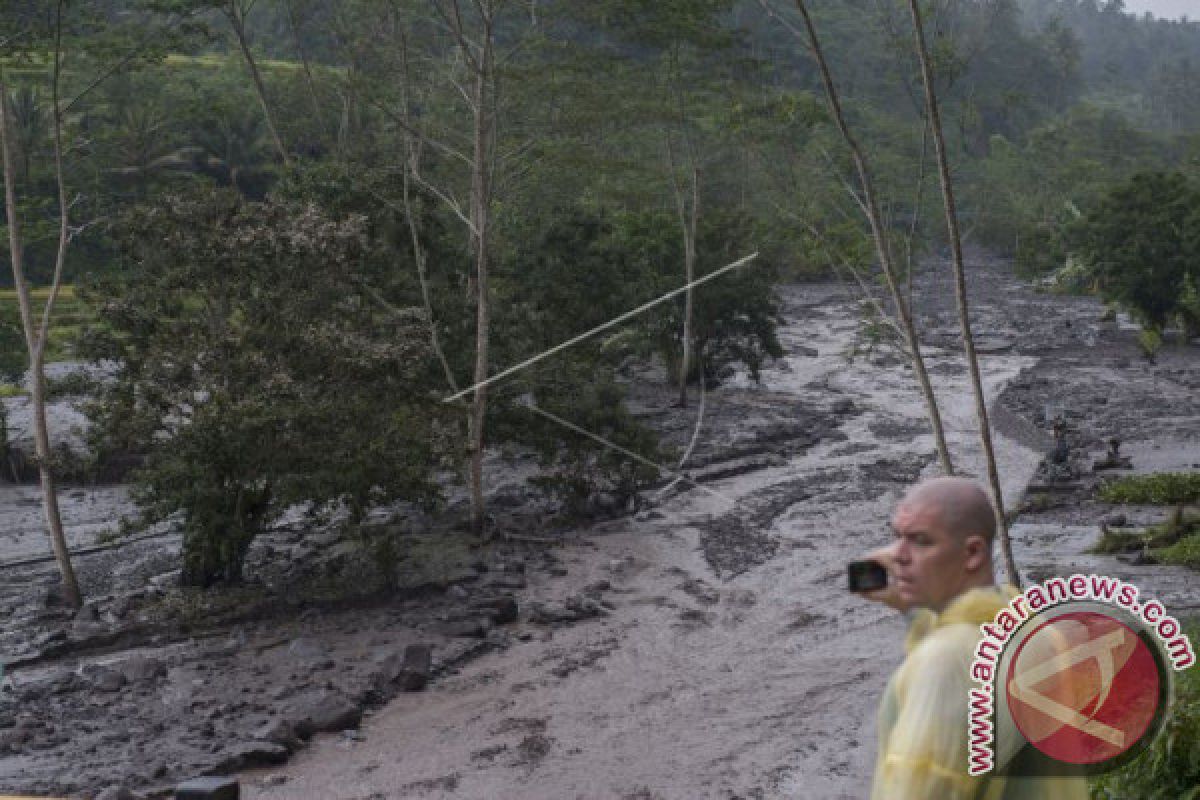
xmin=394 ymin=26 xmax=458 ymax=393
xmin=0 ymin=18 xmax=81 ymax=608
xmin=226 ymin=0 xmax=290 ymax=166
xmin=679 ymin=169 xmax=697 ymax=408
xmin=283 ymin=0 xmax=332 ymax=150
xmin=789 ymin=0 xmax=954 ymax=475
xmin=906 ymin=0 xmax=1019 ymax=587
xmin=666 ymin=135 xmax=699 ymax=409
xmin=464 ymin=6 xmax=496 ymax=538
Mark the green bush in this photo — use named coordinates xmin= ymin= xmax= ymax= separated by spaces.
xmin=1099 ymin=473 xmax=1200 ymax=505
xmin=81 ymin=190 xmax=449 ymax=586
xmin=1090 ymin=620 xmax=1200 ymax=799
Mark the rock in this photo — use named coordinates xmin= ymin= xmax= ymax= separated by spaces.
xmin=436 ymin=617 xmax=491 ymax=638
xmin=286 ymin=690 xmax=362 ymax=738
xmin=470 ymin=595 xmax=518 ymax=625
xmin=95 ymin=787 xmax=135 ymax=800
xmin=213 ymin=740 xmax=289 ymax=772
xmin=528 ymin=602 xmax=575 ymax=625
xmin=795 ymin=345 xmax=819 ymax=357
xmin=372 ymin=644 xmax=433 ymax=692
xmin=117 ymin=656 xmax=167 ymax=684
xmin=286 ymin=637 xmax=328 ymax=662
xmin=830 ymin=398 xmax=856 ymax=416
xmin=565 ymin=594 xmax=609 ymax=618
xmin=485 ymin=573 xmax=526 ymax=590
xmin=446 ymin=585 xmax=470 ymax=602
xmin=81 ymin=664 xmax=127 ymax=693
xmin=253 ymin=719 xmax=302 ymax=752
xmin=1103 ymin=513 xmax=1128 ymax=528
xmin=175 ymin=776 xmax=239 ymax=800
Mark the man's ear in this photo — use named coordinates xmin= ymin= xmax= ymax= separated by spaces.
xmin=963 ymin=534 xmax=989 ymax=573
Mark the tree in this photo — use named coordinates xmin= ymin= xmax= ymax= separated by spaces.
xmin=1073 ymin=171 xmax=1200 ymax=333
xmin=82 ymin=189 xmax=448 ymax=586
xmin=0 ymin=4 xmax=84 ymax=607
xmin=907 ymin=0 xmax=1020 ymax=588
xmin=760 ymin=0 xmax=955 ymax=476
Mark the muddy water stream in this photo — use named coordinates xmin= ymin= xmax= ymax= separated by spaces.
xmin=242 ymin=265 xmax=1198 ymax=800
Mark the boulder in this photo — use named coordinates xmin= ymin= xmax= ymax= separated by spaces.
xmin=286 ymin=690 xmax=362 ymax=738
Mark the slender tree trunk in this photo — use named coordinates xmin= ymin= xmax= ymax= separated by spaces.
xmin=0 ymin=44 xmax=81 ymax=607
xmin=906 ymin=0 xmax=1019 ymax=587
xmin=791 ymin=0 xmax=954 ymax=475
xmin=677 ymin=165 xmax=698 ymax=408
xmin=466 ymin=14 xmax=495 ymax=538
xmin=227 ymin=1 xmax=290 ymax=166
xmin=283 ymin=0 xmax=332 ymax=151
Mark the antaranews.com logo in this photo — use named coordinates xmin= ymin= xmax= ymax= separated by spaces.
xmin=968 ymin=574 xmax=1196 ymax=776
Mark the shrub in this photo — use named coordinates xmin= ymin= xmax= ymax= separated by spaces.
xmin=1098 ymin=473 xmax=1200 ymax=505
xmin=81 ymin=190 xmax=449 ymax=586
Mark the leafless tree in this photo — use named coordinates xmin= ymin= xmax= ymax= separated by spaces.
xmin=761 ymin=0 xmax=955 ymax=474
xmin=906 ymin=0 xmax=1020 ymax=587
xmin=0 ymin=2 xmax=82 ymax=608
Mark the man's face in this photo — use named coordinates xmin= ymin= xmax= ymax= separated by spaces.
xmin=890 ymin=499 xmax=968 ymax=611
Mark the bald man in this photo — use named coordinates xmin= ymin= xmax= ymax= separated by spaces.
xmin=859 ymin=477 xmax=1087 ymax=800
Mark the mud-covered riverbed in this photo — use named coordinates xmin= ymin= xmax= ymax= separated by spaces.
xmin=2 ymin=255 xmax=1198 ymax=799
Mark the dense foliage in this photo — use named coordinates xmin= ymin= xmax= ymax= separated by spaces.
xmin=81 ymin=190 xmax=451 ymax=585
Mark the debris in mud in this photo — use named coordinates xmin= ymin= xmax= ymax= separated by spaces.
xmin=513 ymin=733 xmax=554 ymax=769
xmin=401 ymin=771 xmax=461 ymax=793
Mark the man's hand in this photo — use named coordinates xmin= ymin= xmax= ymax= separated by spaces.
xmin=856 ymin=545 xmax=911 ymax=612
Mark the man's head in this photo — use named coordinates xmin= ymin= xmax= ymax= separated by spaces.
xmin=890 ymin=476 xmax=996 ymax=612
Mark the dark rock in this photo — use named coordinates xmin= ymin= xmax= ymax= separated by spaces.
xmin=830 ymin=398 xmax=856 ymax=416
xmin=486 ymin=573 xmax=527 ymax=590
xmin=1103 ymin=513 xmax=1128 ymax=528
xmin=372 ymin=643 xmax=433 ymax=692
xmin=118 ymin=656 xmax=167 ymax=684
xmin=565 ymin=595 xmax=609 ymax=618
xmin=470 ymin=595 xmax=519 ymax=625
xmin=436 ymin=617 xmax=491 ymax=638
xmin=82 ymin=664 xmax=128 ymax=693
xmin=286 ymin=690 xmax=362 ymax=738
xmin=175 ymin=776 xmax=239 ymax=799
xmin=795 ymin=345 xmax=819 ymax=357
xmin=212 ymin=740 xmax=288 ymax=772
xmin=528 ymin=602 xmax=575 ymax=625
xmin=253 ymin=719 xmax=301 ymax=752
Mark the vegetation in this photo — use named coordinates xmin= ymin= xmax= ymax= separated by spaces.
xmin=0 ymin=0 xmax=1197 ymax=590
xmin=80 ymin=190 xmax=451 ymax=585
xmin=1099 ymin=472 xmax=1200 ymax=505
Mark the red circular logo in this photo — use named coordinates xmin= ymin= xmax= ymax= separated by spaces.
xmin=1005 ymin=611 xmax=1162 ymax=765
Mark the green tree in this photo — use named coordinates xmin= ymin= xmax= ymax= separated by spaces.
xmin=1073 ymin=171 xmax=1199 ymax=332
xmin=81 ymin=190 xmax=448 ymax=586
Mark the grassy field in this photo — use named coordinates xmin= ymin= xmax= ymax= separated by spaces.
xmin=0 ymin=284 xmax=90 ymax=365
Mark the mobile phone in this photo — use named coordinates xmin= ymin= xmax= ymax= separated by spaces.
xmin=848 ymin=560 xmax=888 ymax=592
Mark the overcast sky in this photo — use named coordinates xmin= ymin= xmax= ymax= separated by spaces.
xmin=1121 ymin=0 xmax=1195 ymax=19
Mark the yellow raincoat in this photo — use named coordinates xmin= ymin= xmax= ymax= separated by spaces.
xmin=870 ymin=586 xmax=1089 ymax=800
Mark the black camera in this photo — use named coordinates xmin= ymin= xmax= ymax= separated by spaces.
xmin=847 ymin=560 xmax=888 ymax=592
